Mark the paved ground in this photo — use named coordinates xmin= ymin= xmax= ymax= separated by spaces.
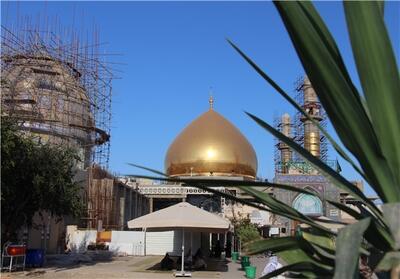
xmin=1 ymin=252 xmax=271 ymax=279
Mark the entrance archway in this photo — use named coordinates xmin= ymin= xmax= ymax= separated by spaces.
xmin=292 ymin=193 xmax=323 ymax=216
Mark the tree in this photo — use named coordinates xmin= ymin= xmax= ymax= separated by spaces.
xmin=1 ymin=117 xmax=83 ymax=243
xmin=229 ymin=212 xmax=261 ymax=244
xmin=234 ymin=218 xmax=260 ymax=245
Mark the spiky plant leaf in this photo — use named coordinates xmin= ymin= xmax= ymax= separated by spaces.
xmin=344 ymin=1 xmax=400 ymax=199
xmin=382 ymin=203 xmax=400 ymax=249
xmin=301 ymin=231 xmax=335 ymax=252
xmin=259 ymin=262 xmax=331 ymax=279
xmin=126 ymin=163 xmax=168 ymax=177
xmin=246 ymin=237 xmax=300 ymax=255
xmin=326 ymin=198 xmax=394 ymax=250
xmin=124 ymin=172 xmax=332 ymax=234
xmin=246 ymin=111 xmax=383 ymax=222
xmin=278 ymin=248 xmax=333 ymax=270
xmin=227 ymin=39 xmax=367 ymax=181
xmin=326 ymin=199 xmax=365 ymax=220
xmin=125 ymin=173 xmax=321 ymax=196
xmin=274 ymin=1 xmax=397 ymax=203
xmin=334 ymin=218 xmax=371 ymax=279
xmin=376 ymin=251 xmax=400 ymax=272
xmin=237 ymin=185 xmax=333 ymax=234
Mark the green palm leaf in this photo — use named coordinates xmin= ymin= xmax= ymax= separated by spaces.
xmin=376 ymin=251 xmax=400 ymax=272
xmin=382 ymin=203 xmax=400 ymax=249
xmin=246 ymin=237 xmax=300 ymax=255
xmin=344 ymin=1 xmax=400 ymax=197
xmin=278 ymin=248 xmax=333 ymax=271
xmin=334 ymin=218 xmax=371 ymax=279
xmin=126 ymin=163 xmax=168 ymax=177
xmin=260 ymin=261 xmax=331 ymax=279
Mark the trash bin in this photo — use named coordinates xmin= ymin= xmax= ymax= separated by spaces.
xmin=241 ymin=256 xmax=250 ymax=269
xmin=245 ymin=265 xmax=257 ymax=279
xmin=231 ymin=252 xmax=239 ymax=261
xmin=25 ymin=249 xmax=44 ymax=267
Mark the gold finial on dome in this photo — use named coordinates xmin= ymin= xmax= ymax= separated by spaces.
xmin=209 ymin=88 xmax=214 ymax=110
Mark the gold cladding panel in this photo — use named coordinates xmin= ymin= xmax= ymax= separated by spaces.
xmin=305 ymin=132 xmax=320 ymax=157
xmin=165 ymin=110 xmax=258 ymax=178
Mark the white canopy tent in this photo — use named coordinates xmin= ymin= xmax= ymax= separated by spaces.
xmin=127 ymin=202 xmax=231 ymax=277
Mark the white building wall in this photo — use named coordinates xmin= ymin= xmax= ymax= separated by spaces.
xmin=109 ymin=231 xmax=145 ymax=256
xmin=67 ymin=227 xmax=97 ymax=253
xmin=67 ymin=228 xmax=203 ymax=256
xmin=146 ymin=231 xmax=178 ymax=255
xmin=146 ymin=230 xmax=202 ymax=256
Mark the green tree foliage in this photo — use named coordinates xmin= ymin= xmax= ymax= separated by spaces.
xmin=230 ymin=215 xmax=261 ymax=245
xmin=1 ymin=117 xmax=83 ymax=242
xmin=237 ymin=221 xmax=260 ymax=245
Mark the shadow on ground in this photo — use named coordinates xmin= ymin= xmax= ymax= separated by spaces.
xmin=42 ymin=251 xmax=116 ymax=272
xmin=132 ymin=256 xmax=229 ymax=273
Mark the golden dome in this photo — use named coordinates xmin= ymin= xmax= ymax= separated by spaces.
xmin=165 ymin=100 xmax=258 ymax=179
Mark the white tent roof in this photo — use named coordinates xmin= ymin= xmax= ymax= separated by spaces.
xmin=127 ymin=202 xmax=230 ymax=232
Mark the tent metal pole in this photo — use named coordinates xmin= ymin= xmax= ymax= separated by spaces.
xmin=224 ymin=232 xmax=227 ymax=259
xmin=190 ymin=231 xmax=193 ymax=257
xmin=144 ymin=228 xmax=147 ymax=256
xmin=175 ymin=228 xmax=191 ymax=277
xmin=181 ymin=228 xmax=185 ymax=274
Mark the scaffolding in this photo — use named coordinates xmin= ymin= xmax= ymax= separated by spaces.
xmin=274 ymin=76 xmax=335 ymax=174
xmin=1 ymin=17 xmax=113 ymax=168
xmin=293 ymin=76 xmax=328 ymax=162
xmin=274 ymin=113 xmax=295 ymax=174
xmin=84 ymin=165 xmax=150 ymax=230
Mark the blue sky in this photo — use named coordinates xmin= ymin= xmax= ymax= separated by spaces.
xmin=2 ymin=1 xmax=399 ymax=197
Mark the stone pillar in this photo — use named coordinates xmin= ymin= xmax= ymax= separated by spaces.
xmin=119 ymin=197 xmax=125 ymax=230
xmin=129 ymin=190 xmax=133 ymax=220
xmin=149 ymin=197 xmax=154 ymax=213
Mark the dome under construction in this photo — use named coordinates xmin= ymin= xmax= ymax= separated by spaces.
xmin=1 ymin=27 xmax=113 ymax=168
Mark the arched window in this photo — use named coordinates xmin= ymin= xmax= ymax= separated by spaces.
xmin=292 ymin=193 xmax=323 ymax=216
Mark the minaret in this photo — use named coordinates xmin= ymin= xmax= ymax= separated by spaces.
xmin=278 ymin=113 xmax=293 ymax=173
xmin=301 ymin=76 xmax=322 ymax=157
